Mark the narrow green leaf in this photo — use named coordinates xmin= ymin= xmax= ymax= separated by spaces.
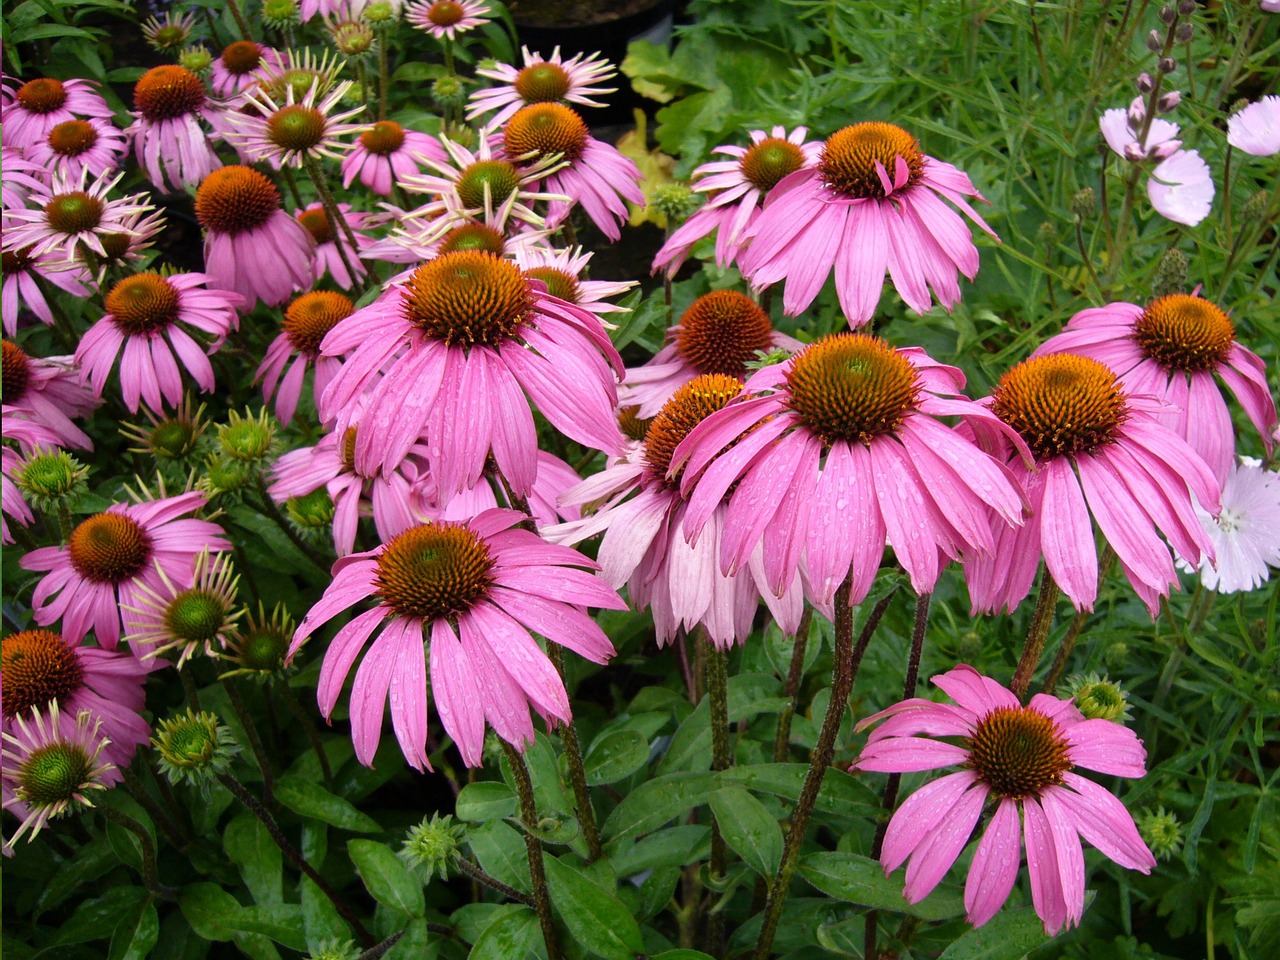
xmin=799 ymin=852 xmax=966 ymax=920
xmin=543 ymin=856 xmax=644 ymax=960
xmin=274 ymin=776 xmax=382 ymax=833
xmin=348 ymin=840 xmax=425 ymax=918
xmin=708 ymin=786 xmax=784 ymax=878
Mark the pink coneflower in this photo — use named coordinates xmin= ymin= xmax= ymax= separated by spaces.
xmin=421 ymin=449 xmax=584 ymax=529
xmin=1147 ymin=149 xmax=1213 ymax=226
xmin=1 ymin=244 xmax=91 ymax=336
xmin=2 ymin=340 xmax=98 ymax=450
xmin=225 ymin=80 xmax=365 ymax=169
xmin=2 ymin=703 xmax=115 ymax=851
xmin=141 ymin=9 xmax=197 ymax=52
xmin=549 ymin=375 xmax=804 ymax=648
xmin=2 ymin=169 xmax=154 ymax=263
xmin=405 ymin=0 xmax=491 ymax=39
xmin=287 ymin=507 xmax=623 ymax=768
xmin=341 ymin=119 xmax=446 ymax=196
xmin=2 ymin=447 xmax=36 ymax=544
xmin=75 ymin=271 xmax=244 ymax=413
xmin=1033 ymin=295 xmax=1276 ymax=483
xmin=371 ymin=205 xmax=554 ymax=266
xmin=124 ymin=550 xmax=242 ymax=665
xmin=1 ymin=628 xmax=153 ymax=770
xmin=1228 ymin=96 xmax=1280 ymax=156
xmin=853 ymin=664 xmax=1155 ymax=935
xmin=210 ymin=41 xmax=284 ymax=97
xmin=1 ymin=77 xmax=113 ymax=145
xmin=319 ymin=250 xmax=626 ymax=497
xmin=619 ymin=289 xmax=801 ymax=418
xmin=268 ymin=415 xmax=431 ymax=555
xmin=504 ymin=103 xmax=644 ymax=242
xmin=23 ymin=116 xmax=129 ymax=183
xmin=653 ymin=125 xmax=823 ymax=277
xmin=258 ymin=290 xmax=355 ymax=424
xmin=965 ymin=353 xmax=1220 ymax=617
xmin=127 ymin=65 xmax=223 ymax=192
xmin=299 ymin=0 xmax=354 ymax=21
xmin=736 ymin=123 xmax=998 ymax=323
xmin=513 ymin=243 xmax=636 ymax=321
xmin=195 ymin=165 xmax=315 ymax=308
xmin=469 ymin=46 xmax=617 ymax=128
xmin=20 ymin=490 xmax=231 ymax=648
xmin=1177 ymin=458 xmax=1280 ymax=594
xmin=88 ymin=206 xmax=168 ymax=284
xmin=294 ymin=203 xmax=376 ymax=289
xmin=1 ymin=148 xmax=49 ymax=210
xmin=673 ymin=333 xmax=1027 ymax=605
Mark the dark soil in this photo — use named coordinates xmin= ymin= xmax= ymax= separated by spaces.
xmin=510 ymin=0 xmax=671 ymax=29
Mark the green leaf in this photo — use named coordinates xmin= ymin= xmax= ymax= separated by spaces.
xmin=467 ymin=905 xmax=540 ymax=960
xmin=274 ymin=777 xmax=381 ymax=833
xmin=799 ymin=852 xmax=966 ymax=921
xmin=708 ymin=786 xmax=784 ymax=878
xmin=34 ymin=836 xmax=117 ymax=917
xmin=385 ymin=918 xmax=433 ymax=960
xmin=51 ymin=887 xmax=148 ymax=946
xmin=543 ymin=856 xmax=644 ymax=960
xmin=602 ymin=772 xmax=717 ymax=841
xmin=467 ymin=821 xmax=532 ymax=893
xmin=179 ymin=883 xmax=242 ymax=941
xmin=348 ymin=839 xmax=425 ymax=918
xmin=652 ymin=952 xmax=719 ymax=960
xmin=301 ymin=821 xmax=348 ymax=949
xmin=720 ymin=764 xmax=880 ymax=818
xmin=224 ymin=813 xmax=283 ymax=905
xmin=583 ymin=729 xmax=650 ymax=786
xmin=456 ymin=781 xmax=518 ymax=822
xmin=610 ymin=291 xmax=667 ymax=352
xmin=936 ymin=906 xmax=1054 ymax=959
xmin=609 ymin=825 xmax=712 ymax=876
xmin=108 ymin=900 xmax=159 ymax=960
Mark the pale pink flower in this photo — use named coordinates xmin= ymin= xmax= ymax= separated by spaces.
xmin=405 ymin=0 xmax=491 ymax=39
xmin=1 ymin=77 xmax=113 ymax=145
xmin=1177 ymin=458 xmax=1280 ymax=594
xmin=127 ymin=65 xmax=223 ymax=192
xmin=1147 ymin=149 xmax=1213 ymax=226
xmin=2 ymin=704 xmax=116 ymax=852
xmin=210 ymin=41 xmax=284 ymax=97
xmin=20 ymin=490 xmax=231 ymax=648
xmin=1033 ymin=295 xmax=1275 ymax=484
xmin=319 ymin=250 xmax=626 ymax=498
xmin=287 ymin=507 xmax=624 ymax=769
xmin=619 ymin=289 xmax=801 ymax=418
xmin=1 ymin=169 xmax=154 ymax=263
xmin=258 ymin=290 xmax=355 ymax=424
xmin=504 ymin=103 xmax=644 ymax=242
xmin=673 ymin=333 xmax=1027 ymax=606
xmin=294 ymin=203 xmax=377 ymax=289
xmin=853 ymin=664 xmax=1155 ymax=935
xmin=512 ymin=244 xmax=636 ymax=321
xmin=549 ymin=375 xmax=803 ymax=648
xmin=123 ymin=549 xmax=242 ymax=666
xmin=1 ymin=243 xmax=91 ymax=335
xmin=341 ymin=120 xmax=446 ymax=196
xmin=1 ymin=627 xmax=154 ymax=771
xmin=299 ymin=0 xmax=350 ymax=20
xmin=737 ymin=123 xmax=997 ymax=323
xmin=469 ymin=46 xmax=617 ymax=128
xmin=966 ymin=353 xmax=1220 ymax=617
xmin=369 ymin=205 xmax=554 ymax=265
xmin=653 ymin=125 xmax=823 ymax=277
xmin=1099 ymin=99 xmax=1181 ymax=162
xmin=24 ymin=117 xmax=129 ymax=182
xmin=195 ymin=165 xmax=316 ymax=308
xmin=225 ymin=80 xmax=365 ymax=169
xmin=1227 ymin=95 xmax=1280 ymax=157
xmin=2 ymin=340 xmax=99 ymax=450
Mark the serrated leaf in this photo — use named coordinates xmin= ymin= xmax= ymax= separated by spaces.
xmin=800 ymin=852 xmax=965 ymax=920
xmin=348 ymin=840 xmax=425 ymax=918
xmin=456 ymin=781 xmax=517 ymax=822
xmin=936 ymin=905 xmax=1054 ymax=959
xmin=583 ymin=729 xmax=650 ymax=785
xmin=544 ymin=856 xmax=644 ymax=960
xmin=274 ymin=777 xmax=381 ymax=833
xmin=709 ymin=786 xmax=784 ymax=878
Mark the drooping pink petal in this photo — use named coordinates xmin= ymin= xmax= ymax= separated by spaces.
xmin=964 ymin=797 xmax=1023 ymax=926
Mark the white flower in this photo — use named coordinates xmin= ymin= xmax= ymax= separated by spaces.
xmin=1147 ymin=149 xmax=1213 ymax=226
xmin=1178 ymin=458 xmax=1280 ymax=593
xmin=1227 ymin=96 xmax=1280 ymax=157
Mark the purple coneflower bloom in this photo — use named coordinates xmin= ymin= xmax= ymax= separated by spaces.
xmin=1 ymin=148 xmax=48 ymax=210
xmin=294 ymin=203 xmax=376 ymax=289
xmin=226 ymin=79 xmax=365 ymax=169
xmin=469 ymin=46 xmax=617 ymax=128
xmin=341 ymin=119 xmax=446 ymax=196
xmin=405 ymin=0 xmax=491 ymax=39
xmin=2 ymin=169 xmax=154 ymax=264
xmin=1 ymin=244 xmax=91 ymax=335
xmin=854 ymin=664 xmax=1155 ymax=935
xmin=287 ymin=507 xmax=624 ymax=769
xmin=737 ymin=123 xmax=997 ymax=323
xmin=124 ymin=550 xmax=242 ymax=666
xmin=513 ymin=243 xmax=636 ymax=321
xmin=258 ymin=290 xmax=354 ymax=424
xmin=1033 ymin=295 xmax=1275 ymax=484
xmin=23 ymin=117 xmax=128 ymax=183
xmin=673 ymin=333 xmax=1027 ymax=605
xmin=965 ymin=353 xmax=1220 ymax=616
xmin=2 ymin=340 xmax=99 ymax=450
xmin=1 ymin=77 xmax=113 ymax=145
xmin=127 ymin=65 xmax=223 ymax=192
xmin=209 ymin=41 xmax=284 ymax=97
xmin=20 ymin=490 xmax=230 ymax=648
xmin=653 ymin=125 xmax=823 ymax=277
xmin=76 ymin=271 xmax=244 ymax=413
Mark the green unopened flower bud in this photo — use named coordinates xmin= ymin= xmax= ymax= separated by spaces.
xmin=1101 ymin=640 xmax=1130 ymax=671
xmin=308 ymin=940 xmax=362 ymax=960
xmin=262 ymin=0 xmax=300 ymax=30
xmin=954 ymin=629 xmax=983 ymax=662
xmin=400 ymin=813 xmax=464 ymax=882
xmin=219 ymin=602 xmax=295 ymax=680
xmin=199 ymin=455 xmax=255 ymax=498
xmin=651 ymin=182 xmax=701 ymax=222
xmin=1152 ymin=247 xmax=1188 ymax=298
xmin=744 ymin=346 xmax=793 ymax=371
xmin=5 ymin=706 xmax=113 ymax=845
xmin=14 ymin=450 xmax=89 ymax=512
xmin=362 ymin=1 xmax=396 ymax=26
xmin=432 ymin=76 xmax=467 ymax=110
xmin=143 ymin=12 xmax=195 ymax=52
xmin=122 ymin=398 xmax=209 ymax=463
xmin=1071 ymin=187 xmax=1097 ymax=221
xmin=287 ymin=488 xmax=335 ymax=530
xmin=218 ymin=408 xmax=276 ymax=464
xmin=1136 ymin=806 xmax=1183 ymax=860
xmin=1065 ymin=671 xmax=1131 ymax=722
xmin=1036 ymin=221 xmax=1059 ymax=247
xmin=330 ymin=19 xmax=375 ymax=56
xmin=180 ymin=44 xmax=214 ymax=76
xmin=152 ymin=710 xmax=239 ymax=786
xmin=1241 ymin=190 xmax=1270 ymax=223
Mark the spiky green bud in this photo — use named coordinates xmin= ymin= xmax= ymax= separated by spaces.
xmin=152 ymin=710 xmax=239 ymax=786
xmin=400 ymin=813 xmax=464 ymax=882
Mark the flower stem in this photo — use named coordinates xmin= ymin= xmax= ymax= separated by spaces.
xmin=545 ymin=643 xmax=603 ymax=863
xmin=501 ymin=741 xmax=562 ymax=960
xmin=865 ymin=591 xmax=930 ymax=960
xmin=774 ymin=608 xmax=813 ymax=762
xmin=704 ymin=629 xmax=730 ymax=957
xmin=223 ymin=677 xmax=275 ymax=806
xmin=752 ymin=577 xmax=893 ymax=960
xmin=378 ymin=36 xmax=390 ymax=121
xmin=452 ymin=854 xmax=536 ymax=906
xmin=301 ymin=154 xmax=371 ymax=292
xmin=225 ymin=0 xmax=253 ymax=40
xmin=1011 ymin=569 xmax=1060 ymax=700
xmin=1040 ymin=549 xmax=1115 ymax=694
xmin=218 ymin=772 xmax=375 ymax=947
xmin=121 ymin=767 xmax=188 ymax=851
xmin=96 ymin=805 xmax=178 ymax=901
xmin=276 ymin=677 xmax=333 ymax=784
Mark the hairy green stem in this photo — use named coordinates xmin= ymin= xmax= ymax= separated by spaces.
xmin=302 ymin=154 xmax=370 ymax=291
xmin=97 ymin=805 xmax=178 ymax=901
xmin=705 ymin=631 xmax=730 ymax=957
xmin=225 ymin=0 xmax=253 ymax=40
xmin=774 ymin=608 xmax=813 ymax=762
xmin=1040 ymin=549 xmax=1115 ymax=694
xmin=453 ymin=854 xmax=536 ymax=905
xmin=1011 ymin=570 xmax=1060 ymax=700
xmin=276 ymin=678 xmax=333 ymax=784
xmin=546 ymin=643 xmax=603 ymax=862
xmin=502 ymin=741 xmax=562 ymax=960
xmin=223 ymin=677 xmax=275 ymax=805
